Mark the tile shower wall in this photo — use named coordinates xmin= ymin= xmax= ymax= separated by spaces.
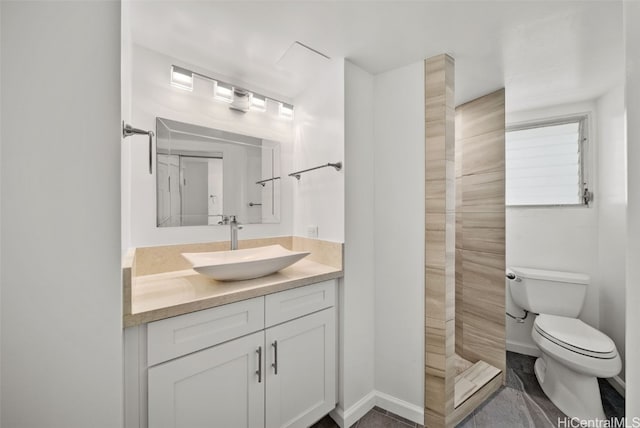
xmin=455 ymin=90 xmax=506 ymax=374
xmin=424 ymin=54 xmax=456 ymax=428
xmin=424 ymin=57 xmax=506 ymax=427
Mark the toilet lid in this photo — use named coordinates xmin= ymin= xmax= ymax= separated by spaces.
xmin=534 ymin=314 xmax=617 ymax=358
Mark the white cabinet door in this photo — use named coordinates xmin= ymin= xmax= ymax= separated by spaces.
xmin=148 ymin=331 xmax=265 ymax=428
xmin=265 ymin=308 xmax=336 ymax=428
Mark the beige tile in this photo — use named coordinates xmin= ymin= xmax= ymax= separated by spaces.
xmin=426 ymin=267 xmax=446 ymax=321
xmin=426 ymin=95 xmax=447 ymax=119
xmin=426 ymin=178 xmax=455 ymax=214
xmin=424 ymin=408 xmax=447 ymax=428
xmin=463 ymin=288 xmax=505 ymax=327
xmin=426 ymin=120 xmax=447 ymax=146
xmin=426 ymin=231 xmax=445 ymax=270
xmin=426 ymin=317 xmax=448 ymax=375
xmin=462 ymin=249 xmax=505 ymax=292
xmin=426 ymin=267 xmax=455 ymax=322
xmin=462 ymin=212 xmax=505 ymax=255
xmin=457 ymin=89 xmax=505 ymax=139
xmin=455 ymin=212 xmax=463 ymax=250
xmin=445 ymin=172 xmax=456 ymax=213
xmin=453 ymin=353 xmax=474 ymax=376
xmin=425 ymin=53 xmax=456 ymax=428
xmin=462 ymin=315 xmax=506 ymax=374
xmin=462 ymin=211 xmax=505 ymax=230
xmin=292 ymin=236 xmax=343 ymax=269
xmin=461 ymin=172 xmax=505 ymax=213
xmin=455 ymin=251 xmax=464 ymax=356
xmin=445 ymin=212 xmax=456 ymax=262
xmin=461 ymin=130 xmax=505 ymax=177
xmin=425 ymin=118 xmax=455 ymax=162
xmin=426 ymin=158 xmax=447 ymax=182
xmin=454 ymin=360 xmax=501 ymax=409
xmin=450 ymin=373 xmax=503 ymax=427
xmin=462 ymin=227 xmax=505 ymax=255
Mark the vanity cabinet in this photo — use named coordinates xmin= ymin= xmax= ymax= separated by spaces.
xmin=265 ymin=308 xmax=335 ymax=428
xmin=126 ymin=280 xmax=337 ymax=428
xmin=148 ymin=331 xmax=265 ymax=428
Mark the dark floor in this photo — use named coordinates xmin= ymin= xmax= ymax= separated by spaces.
xmin=311 ymin=406 xmax=424 ymax=428
xmin=311 ymin=351 xmax=625 ymax=428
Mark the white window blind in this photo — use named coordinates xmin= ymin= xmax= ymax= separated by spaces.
xmin=506 ymin=118 xmax=586 ymax=206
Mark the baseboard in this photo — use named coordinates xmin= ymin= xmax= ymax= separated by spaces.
xmin=375 ymin=390 xmax=424 ymax=425
xmin=607 ymin=375 xmax=626 ymax=397
xmin=331 ymin=390 xmax=377 ymax=428
xmin=333 ymin=390 xmax=423 ymax=427
xmin=329 ymin=406 xmax=345 ymax=428
xmin=507 ymin=340 xmax=541 ymax=357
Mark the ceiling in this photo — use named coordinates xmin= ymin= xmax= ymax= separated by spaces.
xmin=129 ymin=1 xmax=624 ymax=112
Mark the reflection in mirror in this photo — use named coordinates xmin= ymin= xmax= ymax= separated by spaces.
xmin=156 ymin=118 xmax=280 ymax=227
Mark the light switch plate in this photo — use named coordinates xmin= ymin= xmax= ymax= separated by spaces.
xmin=307 ymin=225 xmax=319 ymax=239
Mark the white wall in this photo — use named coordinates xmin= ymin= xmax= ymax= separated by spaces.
xmin=505 ymin=101 xmax=600 ymax=355
xmin=625 ymin=0 xmax=640 ymax=416
xmin=339 ymin=61 xmax=375 ymax=421
xmin=596 ymin=84 xmax=626 ymax=382
xmin=1 ymin=2 xmax=123 ymax=427
xmin=122 ymin=0 xmax=133 ymax=254
xmin=292 ymin=59 xmax=345 ymax=242
xmin=126 ymin=44 xmax=294 ymax=248
xmin=373 ymin=61 xmax=425 ymax=415
xmin=0 ymin=3 xmax=3 ymax=423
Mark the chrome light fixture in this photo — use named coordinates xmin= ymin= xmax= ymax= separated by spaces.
xmin=250 ymin=94 xmax=267 ymax=112
xmin=229 ymin=88 xmax=251 ymax=113
xmin=213 ymin=81 xmax=234 ymax=103
xmin=170 ymin=64 xmax=293 ymax=117
xmin=279 ymin=102 xmax=294 ymax=120
xmin=170 ymin=65 xmax=193 ymax=91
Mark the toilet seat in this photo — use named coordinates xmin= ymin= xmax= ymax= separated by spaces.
xmin=532 ymin=314 xmax=621 ymax=379
xmin=534 ymin=314 xmax=617 ymax=359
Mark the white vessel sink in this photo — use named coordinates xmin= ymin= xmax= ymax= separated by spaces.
xmin=182 ymin=245 xmax=310 ymax=281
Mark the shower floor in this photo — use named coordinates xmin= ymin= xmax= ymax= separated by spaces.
xmin=454 ymin=354 xmax=501 ymax=408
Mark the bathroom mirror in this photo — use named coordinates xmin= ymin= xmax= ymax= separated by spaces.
xmin=156 ymin=117 xmax=281 ymax=227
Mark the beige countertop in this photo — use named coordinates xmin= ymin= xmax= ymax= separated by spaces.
xmin=123 ymin=257 xmax=343 ymax=328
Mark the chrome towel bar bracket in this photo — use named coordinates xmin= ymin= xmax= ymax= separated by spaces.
xmin=289 ymin=162 xmax=342 ymax=180
xmin=256 ymin=176 xmax=281 ymax=187
xmin=122 ymin=121 xmax=154 ymax=174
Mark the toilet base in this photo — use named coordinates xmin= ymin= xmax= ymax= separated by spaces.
xmin=534 ymin=355 xmax=606 ymax=421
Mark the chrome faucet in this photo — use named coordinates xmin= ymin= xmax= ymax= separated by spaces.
xmin=229 ymin=215 xmax=242 ymax=250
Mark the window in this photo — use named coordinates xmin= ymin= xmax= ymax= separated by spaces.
xmin=506 ymin=115 xmax=590 ymax=206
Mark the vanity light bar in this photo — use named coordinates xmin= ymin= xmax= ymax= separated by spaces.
xmin=213 ymin=81 xmax=234 ymax=103
xmin=279 ymin=102 xmax=294 ymax=120
xmin=250 ymin=94 xmax=267 ymax=112
xmin=170 ymin=64 xmax=294 ymax=117
xmin=170 ymin=65 xmax=194 ymax=91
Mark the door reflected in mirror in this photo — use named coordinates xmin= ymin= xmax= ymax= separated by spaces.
xmin=156 ymin=117 xmax=281 ymax=227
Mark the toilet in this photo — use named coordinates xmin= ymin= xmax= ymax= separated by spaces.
xmin=507 ymin=267 xmax=621 ymax=421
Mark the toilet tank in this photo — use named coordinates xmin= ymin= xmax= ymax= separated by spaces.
xmin=507 ymin=266 xmax=588 ymax=317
